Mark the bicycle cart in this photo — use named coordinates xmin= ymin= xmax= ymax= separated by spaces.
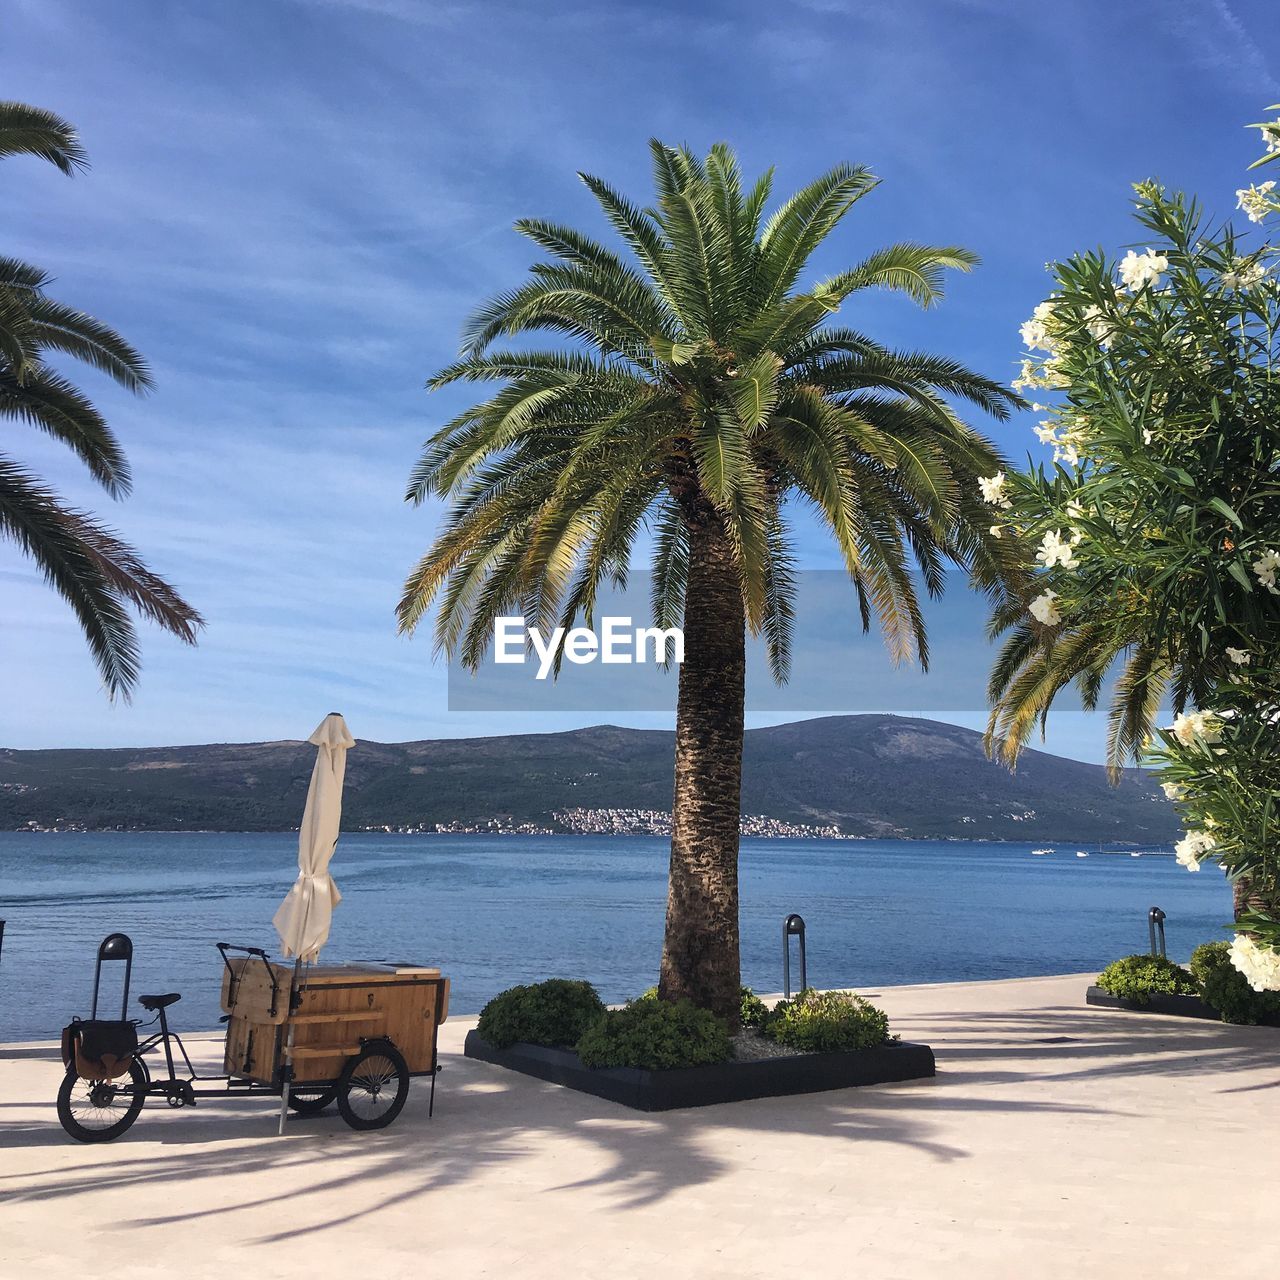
xmin=57 ymin=933 xmax=450 ymax=1143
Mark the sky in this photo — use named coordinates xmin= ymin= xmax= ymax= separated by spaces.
xmin=1 ymin=0 xmax=1277 ymax=760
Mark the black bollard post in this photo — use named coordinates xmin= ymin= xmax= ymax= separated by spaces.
xmin=1148 ymin=906 xmax=1167 ymax=959
xmin=783 ymin=913 xmax=807 ymax=998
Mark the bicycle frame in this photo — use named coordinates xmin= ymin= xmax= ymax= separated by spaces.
xmin=127 ymin=1002 xmax=282 ymax=1107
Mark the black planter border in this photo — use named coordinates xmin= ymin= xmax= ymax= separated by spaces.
xmin=1086 ymin=984 xmax=1280 ymax=1026
xmin=463 ymin=1031 xmax=935 ymax=1111
xmin=1085 ymin=985 xmax=1221 ymax=1021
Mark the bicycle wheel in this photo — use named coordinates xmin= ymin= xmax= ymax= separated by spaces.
xmin=336 ymin=1042 xmax=408 ymax=1131
xmin=57 ymin=1059 xmax=146 ymax=1143
xmin=287 ymin=1083 xmax=338 ymax=1115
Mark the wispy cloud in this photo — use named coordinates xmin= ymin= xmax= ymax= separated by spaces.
xmin=0 ymin=0 xmax=1275 ymax=764
xmin=1161 ymin=0 xmax=1280 ymax=95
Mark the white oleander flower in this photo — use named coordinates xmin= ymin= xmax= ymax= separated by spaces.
xmin=1082 ymin=304 xmax=1113 ymax=345
xmin=1160 ymin=781 xmax=1185 ymax=801
xmin=1034 ymin=422 xmax=1059 ymax=447
xmin=1174 ymin=828 xmax=1215 ymax=871
xmin=1042 ymin=356 xmax=1070 ymax=389
xmin=1019 ymin=300 xmax=1059 ymax=353
xmin=1221 ymin=257 xmax=1267 ymax=291
xmin=1118 ymin=249 xmax=1169 ymax=291
xmin=1226 ymin=647 xmax=1251 ymax=666
xmin=978 ymin=472 xmax=1011 ymax=508
xmin=1029 ymin=590 xmax=1061 ymax=626
xmin=1172 ymin=710 xmax=1223 ymax=747
xmin=1259 ymin=119 xmax=1280 ymax=155
xmin=988 ymin=524 xmax=1002 ymax=539
xmin=1230 ymin=934 xmax=1280 ymax=992
xmin=1050 ymin=425 xmax=1087 ymax=468
xmin=1252 ymin=548 xmax=1280 ymax=594
xmin=1236 ymin=181 xmax=1277 ymax=224
xmin=1036 ymin=529 xmax=1077 ymax=569
xmin=1065 ymin=498 xmax=1084 ymax=521
xmin=1142 ymin=427 xmax=1154 ymax=445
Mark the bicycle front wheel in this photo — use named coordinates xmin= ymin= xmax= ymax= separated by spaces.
xmin=57 ymin=1059 xmax=147 ymax=1143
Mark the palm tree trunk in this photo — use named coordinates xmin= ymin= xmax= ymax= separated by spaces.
xmin=1234 ymin=874 xmax=1280 ymax=922
xmin=658 ymin=510 xmax=746 ymax=1028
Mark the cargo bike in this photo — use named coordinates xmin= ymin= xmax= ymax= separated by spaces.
xmin=57 ymin=932 xmax=450 ymax=1143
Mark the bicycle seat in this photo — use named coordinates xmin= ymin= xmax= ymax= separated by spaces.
xmin=138 ymin=992 xmax=181 ymax=1011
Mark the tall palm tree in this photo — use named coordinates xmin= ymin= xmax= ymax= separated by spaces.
xmin=0 ymin=101 xmax=201 ymax=696
xmin=400 ymin=143 xmax=1022 ymax=1022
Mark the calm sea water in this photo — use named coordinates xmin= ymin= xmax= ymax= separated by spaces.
xmin=0 ymin=832 xmax=1233 ymax=1043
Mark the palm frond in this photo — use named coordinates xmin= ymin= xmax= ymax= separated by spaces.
xmin=0 ymin=101 xmax=87 ymax=175
xmin=0 ymin=457 xmax=200 ymax=698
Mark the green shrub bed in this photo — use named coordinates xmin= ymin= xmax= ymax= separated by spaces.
xmin=1095 ymin=954 xmax=1198 ymax=1005
xmin=476 ymin=978 xmax=606 ymax=1049
xmin=478 ymin=980 xmax=897 ymax=1070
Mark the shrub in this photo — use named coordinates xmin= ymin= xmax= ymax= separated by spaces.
xmin=631 ymin=984 xmax=769 ymax=1029
xmin=739 ymin=986 xmax=770 ymax=1029
xmin=477 ymin=979 xmax=606 ymax=1049
xmin=1095 ymin=954 xmax=1197 ymax=1005
xmin=575 ymin=998 xmax=731 ymax=1070
xmin=763 ymin=988 xmax=891 ymax=1053
xmin=1190 ymin=941 xmax=1280 ymax=1025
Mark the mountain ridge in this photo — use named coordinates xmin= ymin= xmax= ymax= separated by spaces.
xmin=0 ymin=715 xmax=1178 ymax=842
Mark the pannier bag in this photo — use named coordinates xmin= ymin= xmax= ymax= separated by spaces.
xmin=61 ymin=1018 xmax=138 ymax=1081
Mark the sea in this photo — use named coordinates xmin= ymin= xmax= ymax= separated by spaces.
xmin=0 ymin=831 xmax=1233 ymax=1043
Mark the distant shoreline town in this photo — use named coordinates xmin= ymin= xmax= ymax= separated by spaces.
xmin=12 ymin=808 xmax=856 ymax=838
xmin=361 ymin=808 xmax=857 ymax=839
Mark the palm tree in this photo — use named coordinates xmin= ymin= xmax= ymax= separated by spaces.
xmin=1 ymin=101 xmax=201 ymax=696
xmin=399 ymin=143 xmax=1021 ymax=1022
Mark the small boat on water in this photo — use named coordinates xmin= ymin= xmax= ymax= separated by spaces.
xmin=1031 ymin=848 xmax=1052 ymax=855
xmin=1131 ymin=851 xmax=1143 ymax=858
xmin=1075 ymin=850 xmax=1089 ymax=858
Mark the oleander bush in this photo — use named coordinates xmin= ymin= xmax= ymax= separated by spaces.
xmin=476 ymin=978 xmax=606 ymax=1049
xmin=1095 ymin=954 xmax=1198 ymax=1005
xmin=575 ymin=998 xmax=731 ymax=1070
xmin=763 ymin=988 xmax=892 ymax=1052
xmin=1190 ymin=942 xmax=1280 ymax=1025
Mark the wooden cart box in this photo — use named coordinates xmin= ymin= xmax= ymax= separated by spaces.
xmin=221 ymin=959 xmax=450 ymax=1085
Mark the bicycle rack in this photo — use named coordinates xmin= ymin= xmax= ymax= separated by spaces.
xmin=91 ymin=932 xmax=134 ymax=1020
xmin=783 ymin=913 xmax=807 ymax=998
xmin=1148 ymin=906 xmax=1167 ymax=959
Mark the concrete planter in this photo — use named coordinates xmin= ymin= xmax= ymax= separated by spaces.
xmin=463 ymin=1031 xmax=935 ymax=1111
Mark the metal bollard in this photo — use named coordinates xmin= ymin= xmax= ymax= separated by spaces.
xmin=783 ymin=913 xmax=807 ymax=998
xmin=1148 ymin=906 xmax=1167 ymax=958
xmin=0 ymin=919 xmax=4 ymax=963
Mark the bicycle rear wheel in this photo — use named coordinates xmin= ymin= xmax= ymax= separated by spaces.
xmin=287 ymin=1083 xmax=338 ymax=1115
xmin=57 ymin=1059 xmax=147 ymax=1143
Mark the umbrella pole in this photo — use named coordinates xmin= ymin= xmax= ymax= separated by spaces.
xmin=277 ymin=957 xmax=303 ymax=1136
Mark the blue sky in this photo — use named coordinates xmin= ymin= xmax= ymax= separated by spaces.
xmin=1 ymin=0 xmax=1276 ymax=759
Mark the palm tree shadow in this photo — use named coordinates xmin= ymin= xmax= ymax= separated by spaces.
xmin=4 ymin=1002 xmax=1273 ymax=1243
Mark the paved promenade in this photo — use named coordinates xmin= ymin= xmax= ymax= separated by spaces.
xmin=3 ymin=974 xmax=1276 ymax=1278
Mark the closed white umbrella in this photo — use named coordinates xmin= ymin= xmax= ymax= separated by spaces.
xmin=273 ymin=712 xmax=355 ymax=962
xmin=272 ymin=711 xmax=354 ymax=1132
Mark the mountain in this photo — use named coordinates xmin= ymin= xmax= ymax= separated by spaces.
xmin=0 ymin=715 xmax=1177 ymax=842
